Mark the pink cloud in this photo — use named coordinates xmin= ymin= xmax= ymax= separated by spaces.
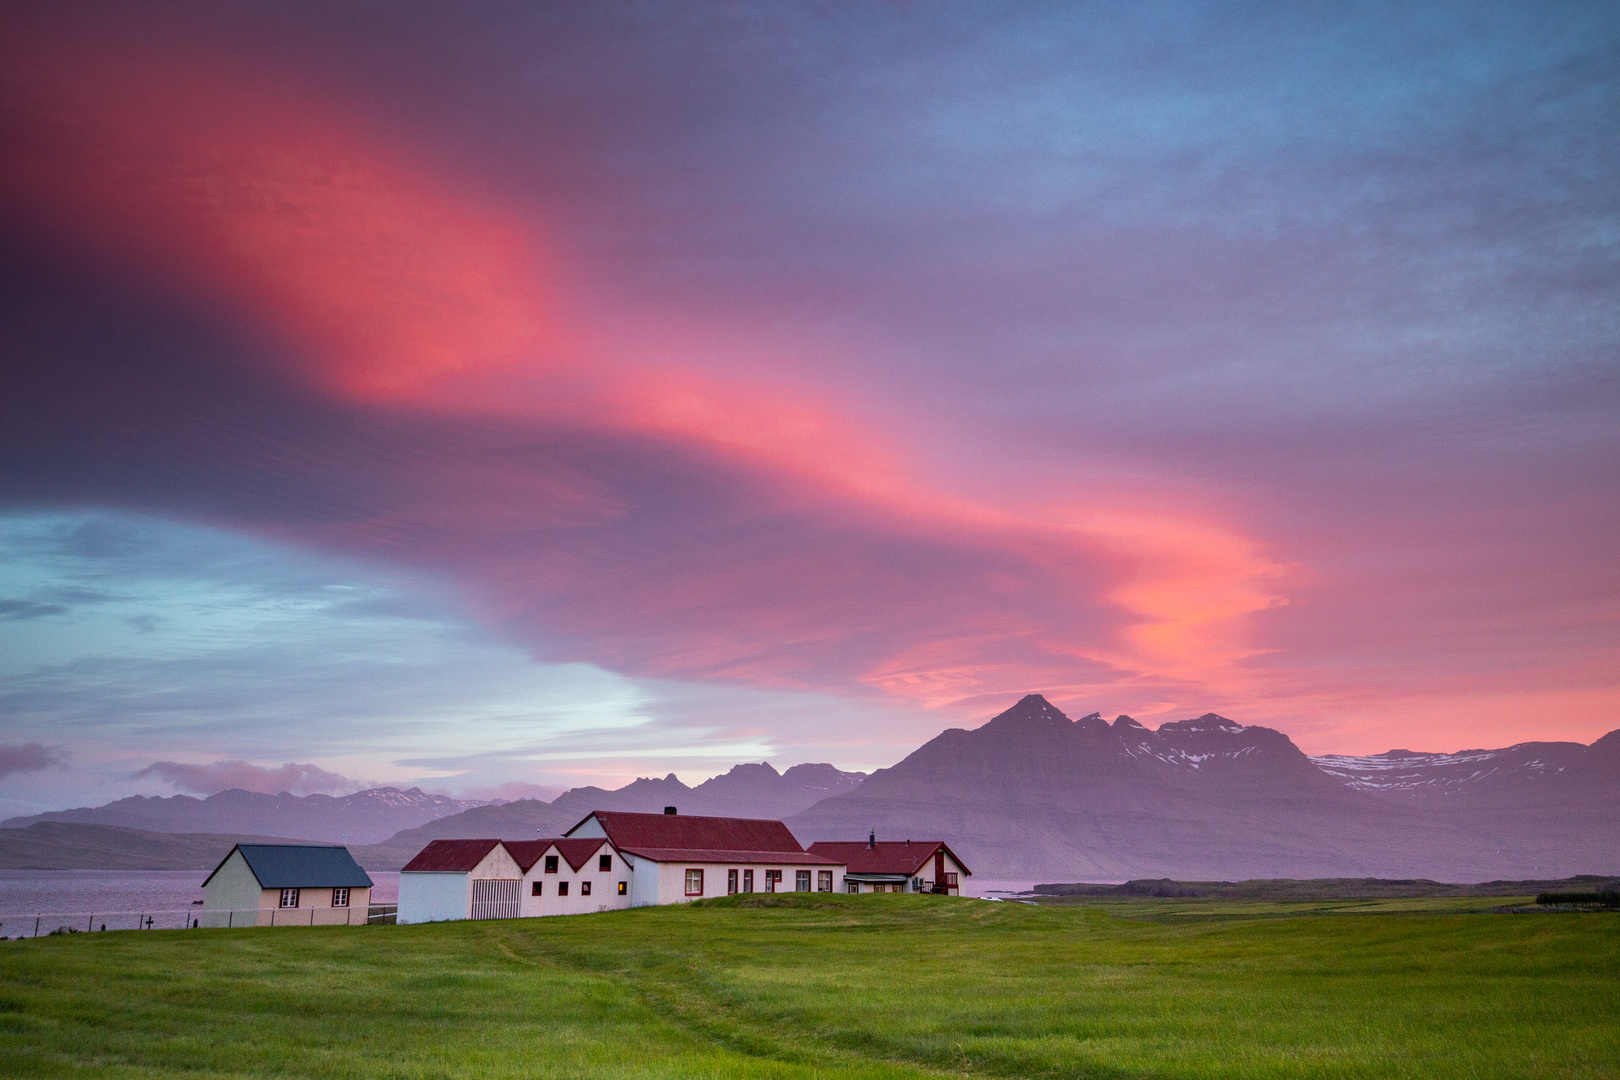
xmin=131 ymin=760 xmax=360 ymax=797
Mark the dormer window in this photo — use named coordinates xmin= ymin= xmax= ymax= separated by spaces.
xmin=545 ymin=855 xmax=559 ymax=873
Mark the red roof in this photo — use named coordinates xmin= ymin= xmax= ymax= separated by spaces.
xmin=620 ymin=848 xmax=840 ymax=865
xmin=506 ymin=838 xmax=610 ymax=872
xmin=573 ymin=811 xmax=810 ymax=861
xmin=807 ymin=841 xmax=972 ymax=877
xmin=401 ymin=838 xmax=503 ymax=873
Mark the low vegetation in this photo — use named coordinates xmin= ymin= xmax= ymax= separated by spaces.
xmin=1 ymin=893 xmax=1615 ymax=1078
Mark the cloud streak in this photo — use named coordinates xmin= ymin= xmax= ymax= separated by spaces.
xmin=131 ymin=759 xmax=358 ymax=797
xmin=0 ymin=743 xmax=67 ymax=780
xmin=1 ymin=2 xmax=1616 ymax=766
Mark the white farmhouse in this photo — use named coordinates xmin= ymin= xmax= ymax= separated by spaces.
xmin=807 ymin=836 xmax=972 ymax=894
xmin=200 ymin=844 xmax=373 ymax=927
xmin=506 ymin=838 xmax=625 ymax=916
xmin=396 ymin=807 xmax=849 ymax=922
xmin=564 ymin=808 xmax=844 ymax=906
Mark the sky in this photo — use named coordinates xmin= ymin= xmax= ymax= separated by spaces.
xmin=1 ymin=1 xmax=1616 ymax=815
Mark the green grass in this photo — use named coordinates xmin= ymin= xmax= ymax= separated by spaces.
xmin=1 ymin=894 xmax=1615 ymax=1079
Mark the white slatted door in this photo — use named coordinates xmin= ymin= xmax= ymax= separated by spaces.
xmin=470 ymin=878 xmax=520 ymax=920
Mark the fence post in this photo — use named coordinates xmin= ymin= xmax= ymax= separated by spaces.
xmin=309 ymin=908 xmax=314 ymax=927
xmin=34 ymin=915 xmax=39 ymax=937
xmin=88 ymin=913 xmax=94 ymax=932
xmin=227 ymin=909 xmax=233 ymax=929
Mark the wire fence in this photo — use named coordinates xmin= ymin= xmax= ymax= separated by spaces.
xmin=0 ymin=905 xmax=398 ymax=938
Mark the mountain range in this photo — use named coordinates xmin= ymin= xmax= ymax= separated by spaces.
xmin=1 ymin=787 xmax=487 ymax=845
xmin=4 ymin=697 xmax=1615 ymax=878
xmin=786 ymin=696 xmax=1620 ymax=879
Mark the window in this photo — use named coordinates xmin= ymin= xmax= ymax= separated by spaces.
xmin=943 ymin=873 xmax=959 ymax=888
xmin=545 ymin=855 xmax=559 ymax=874
xmin=818 ymin=871 xmax=833 ymax=892
xmin=847 ymin=880 xmax=859 ymax=893
xmin=279 ymin=888 xmax=299 ymax=908
xmin=332 ymin=888 xmax=349 ymax=908
xmin=599 ymin=854 xmax=612 ymax=872
xmin=581 ymin=881 xmax=591 ymax=896
xmin=558 ymin=881 xmax=569 ymax=896
xmin=617 ymin=881 xmax=627 ymax=895
xmin=532 ymin=881 xmax=543 ymax=896
xmin=765 ymin=869 xmax=782 ymax=893
xmin=685 ymin=868 xmax=704 ymax=896
xmin=796 ymin=870 xmax=811 ymax=891
xmin=728 ymin=869 xmax=738 ymax=895
xmin=912 ymin=878 xmax=923 ymax=892
xmin=742 ymin=869 xmax=754 ymax=893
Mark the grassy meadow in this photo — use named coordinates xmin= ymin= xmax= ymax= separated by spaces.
xmin=1 ymin=893 xmax=1615 ymax=1079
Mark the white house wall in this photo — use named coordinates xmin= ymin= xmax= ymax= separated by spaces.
xmin=399 ymin=873 xmax=470 ymax=924
xmin=521 ymin=843 xmax=631 ymax=916
xmin=199 ymin=850 xmax=262 ymax=927
xmin=640 ymin=860 xmax=844 ymax=905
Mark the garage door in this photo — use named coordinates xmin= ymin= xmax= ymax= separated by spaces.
xmin=470 ymin=878 xmax=520 ymax=920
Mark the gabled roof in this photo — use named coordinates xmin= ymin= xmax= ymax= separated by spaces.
xmin=401 ymin=838 xmax=503 ymax=873
xmin=204 ymin=844 xmax=373 ymax=889
xmin=569 ymin=811 xmax=810 ymax=861
xmin=807 ymin=841 xmax=972 ymax=877
xmin=506 ymin=838 xmax=610 ymax=872
xmin=621 ymin=847 xmax=841 ymax=865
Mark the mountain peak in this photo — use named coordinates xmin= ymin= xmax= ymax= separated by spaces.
xmin=981 ymin=694 xmax=1073 ymax=734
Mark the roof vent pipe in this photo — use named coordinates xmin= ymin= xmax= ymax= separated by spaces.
xmin=869 ymin=828 xmax=876 ymax=849
xmin=664 ymin=806 xmax=677 ymax=815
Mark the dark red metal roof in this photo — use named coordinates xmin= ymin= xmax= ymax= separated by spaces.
xmin=574 ymin=811 xmax=809 ymax=857
xmin=401 ymin=838 xmax=503 ymax=873
xmin=506 ymin=838 xmax=610 ymax=872
xmin=807 ymin=841 xmax=972 ymax=877
xmin=619 ymin=847 xmax=841 ymax=865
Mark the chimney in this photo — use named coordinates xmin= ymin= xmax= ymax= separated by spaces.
xmin=664 ymin=806 xmax=677 ymax=815
xmin=868 ymin=828 xmax=876 ymax=849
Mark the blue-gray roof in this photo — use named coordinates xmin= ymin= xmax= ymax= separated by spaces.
xmin=204 ymin=844 xmax=374 ymax=889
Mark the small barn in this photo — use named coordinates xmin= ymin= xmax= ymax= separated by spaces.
xmin=807 ymin=836 xmax=971 ymax=894
xmin=397 ymin=838 xmax=525 ymax=924
xmin=200 ymin=844 xmax=374 ymax=926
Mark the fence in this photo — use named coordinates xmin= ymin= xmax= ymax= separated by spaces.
xmin=0 ymin=905 xmax=398 ymax=938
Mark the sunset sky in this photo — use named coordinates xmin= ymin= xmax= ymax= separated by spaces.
xmin=2 ymin=2 xmax=1616 ymax=814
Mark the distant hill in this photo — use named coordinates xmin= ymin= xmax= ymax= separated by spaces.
xmin=1 ymin=787 xmax=487 ymax=845
xmin=786 ymin=695 xmax=1620 ymax=880
xmin=0 ymin=821 xmax=320 ymax=870
xmin=355 ymin=761 xmax=867 ymax=869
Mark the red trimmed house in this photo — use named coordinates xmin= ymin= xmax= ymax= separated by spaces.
xmin=565 ymin=808 xmax=845 ymax=905
xmin=398 ymin=807 xmax=851 ymax=921
xmin=807 ymin=835 xmax=971 ymax=894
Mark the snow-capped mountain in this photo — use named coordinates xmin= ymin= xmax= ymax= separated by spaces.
xmin=0 ymin=787 xmax=488 ymax=845
xmin=788 ymin=694 xmax=1620 ymax=880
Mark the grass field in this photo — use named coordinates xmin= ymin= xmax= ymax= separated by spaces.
xmin=2 ymin=893 xmax=1616 ymax=1079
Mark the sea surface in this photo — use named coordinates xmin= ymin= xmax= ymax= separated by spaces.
xmin=0 ymin=869 xmax=400 ymax=934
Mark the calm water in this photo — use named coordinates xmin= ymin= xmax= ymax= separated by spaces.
xmin=0 ymin=869 xmax=399 ymax=923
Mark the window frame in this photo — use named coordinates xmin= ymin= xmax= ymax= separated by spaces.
xmin=727 ymin=868 xmax=738 ymax=895
xmin=599 ymin=854 xmax=612 ymax=872
xmin=557 ymin=880 xmax=569 ymax=896
xmin=617 ymin=881 xmax=627 ymax=895
xmin=818 ymin=870 xmax=833 ymax=892
xmin=796 ymin=869 xmax=812 ymax=892
xmin=531 ymin=880 xmax=543 ymax=896
xmin=544 ymin=855 xmax=559 ymax=874
xmin=742 ymin=869 xmax=754 ymax=893
xmin=684 ymin=868 xmax=704 ymax=896
xmin=581 ymin=880 xmax=591 ymax=896
xmin=332 ymin=887 xmax=349 ymax=908
xmin=765 ymin=869 xmax=782 ymax=893
xmin=279 ymin=888 xmax=299 ymax=908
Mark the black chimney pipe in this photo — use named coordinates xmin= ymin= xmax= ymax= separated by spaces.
xmin=664 ymin=806 xmax=677 ymax=815
xmin=868 ymin=827 xmax=876 ymax=849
